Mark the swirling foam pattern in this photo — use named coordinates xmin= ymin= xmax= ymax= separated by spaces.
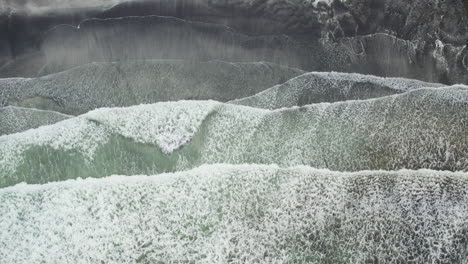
xmin=0 ymin=106 xmax=71 ymax=136
xmin=1 ymin=87 xmax=466 ymax=187
xmin=0 ymin=164 xmax=466 ymax=263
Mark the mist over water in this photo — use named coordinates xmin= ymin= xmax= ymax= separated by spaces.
xmin=0 ymin=0 xmax=467 ymax=263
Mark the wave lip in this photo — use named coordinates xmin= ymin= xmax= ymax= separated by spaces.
xmin=1 ymin=86 xmax=467 ymax=187
xmin=0 ymin=60 xmax=303 ymax=115
xmin=85 ymin=100 xmax=221 ymax=154
xmin=0 ymin=106 xmax=71 ymax=136
xmin=1 ymin=164 xmax=466 ymax=263
xmin=230 ymin=71 xmax=444 ymax=109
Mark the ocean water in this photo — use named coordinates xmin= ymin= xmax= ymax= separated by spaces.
xmin=1 ymin=5 xmax=467 ymax=264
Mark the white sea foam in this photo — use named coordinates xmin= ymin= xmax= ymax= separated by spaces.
xmin=1 ymin=164 xmax=466 ymax=263
xmin=1 ymin=86 xmax=466 ymax=186
xmin=0 ymin=106 xmax=71 ymax=136
xmin=84 ymin=100 xmax=221 ymax=154
xmin=230 ymin=71 xmax=444 ymax=109
xmin=0 ymin=60 xmax=302 ymax=115
xmin=0 ymin=117 xmax=109 ymax=174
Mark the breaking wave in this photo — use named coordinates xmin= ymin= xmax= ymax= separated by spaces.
xmin=1 ymin=87 xmax=467 ymax=187
xmin=1 ymin=164 xmax=466 ymax=263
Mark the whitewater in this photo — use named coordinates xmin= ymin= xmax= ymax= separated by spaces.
xmin=1 ymin=164 xmax=467 ymax=263
xmin=0 ymin=3 xmax=467 ymax=263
